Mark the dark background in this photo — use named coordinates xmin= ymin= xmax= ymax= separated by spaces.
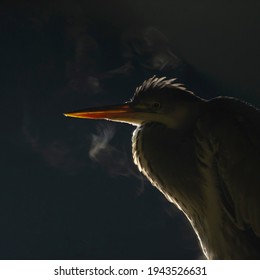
xmin=1 ymin=0 xmax=260 ymax=259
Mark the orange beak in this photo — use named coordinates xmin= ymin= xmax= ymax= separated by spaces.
xmin=64 ymin=103 xmax=140 ymax=125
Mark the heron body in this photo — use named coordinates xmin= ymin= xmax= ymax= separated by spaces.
xmin=65 ymin=76 xmax=260 ymax=259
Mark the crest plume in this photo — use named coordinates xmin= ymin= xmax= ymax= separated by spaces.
xmin=134 ymin=75 xmax=194 ymax=97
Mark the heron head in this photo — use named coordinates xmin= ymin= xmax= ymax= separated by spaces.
xmin=64 ymin=76 xmax=204 ymax=129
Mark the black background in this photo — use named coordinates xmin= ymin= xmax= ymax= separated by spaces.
xmin=1 ymin=0 xmax=260 ymax=259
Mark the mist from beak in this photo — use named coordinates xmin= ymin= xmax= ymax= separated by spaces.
xmin=89 ymin=123 xmax=145 ymax=185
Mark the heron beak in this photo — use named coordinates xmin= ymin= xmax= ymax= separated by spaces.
xmin=64 ymin=103 xmax=139 ymax=125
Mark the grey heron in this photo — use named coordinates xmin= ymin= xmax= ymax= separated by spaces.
xmin=64 ymin=76 xmax=260 ymax=259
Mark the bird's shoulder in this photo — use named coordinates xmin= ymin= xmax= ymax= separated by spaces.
xmin=195 ymin=96 xmax=260 ymax=151
xmin=209 ymin=96 xmax=258 ymax=116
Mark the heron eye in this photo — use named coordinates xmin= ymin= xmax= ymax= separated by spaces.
xmin=152 ymin=102 xmax=161 ymax=109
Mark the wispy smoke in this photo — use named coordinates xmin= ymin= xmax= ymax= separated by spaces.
xmin=102 ymin=26 xmax=185 ymax=79
xmin=89 ymin=124 xmax=116 ymax=162
xmin=89 ymin=124 xmax=131 ymax=176
xmin=89 ymin=123 xmax=145 ymax=186
xmin=121 ymin=26 xmax=183 ymax=72
xmin=87 ymin=76 xmax=102 ymax=94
